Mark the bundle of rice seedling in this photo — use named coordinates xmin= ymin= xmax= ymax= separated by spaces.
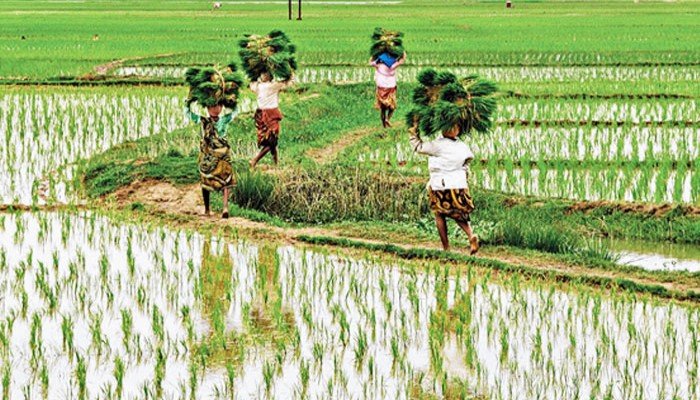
xmin=185 ymin=62 xmax=245 ymax=109
xmin=406 ymin=68 xmax=498 ymax=136
xmin=238 ymin=30 xmax=297 ymax=81
xmin=370 ymin=27 xmax=405 ymax=60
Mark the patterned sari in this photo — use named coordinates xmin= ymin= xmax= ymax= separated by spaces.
xmin=198 ymin=116 xmax=235 ymax=192
xmin=428 ymin=187 xmax=475 ymax=223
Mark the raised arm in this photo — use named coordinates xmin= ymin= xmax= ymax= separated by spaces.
xmin=271 ymin=76 xmax=295 ymax=92
xmin=408 ymin=123 xmax=440 ymax=156
xmin=389 ymin=52 xmax=406 ymax=71
xmin=184 ymin=106 xmax=201 ymax=124
xmin=215 ymin=109 xmax=239 ymax=136
xmin=464 ymin=146 xmax=475 ymax=163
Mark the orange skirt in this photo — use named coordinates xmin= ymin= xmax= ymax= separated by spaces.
xmin=254 ymin=108 xmax=283 ymax=147
xmin=375 ymin=87 xmax=397 ymax=110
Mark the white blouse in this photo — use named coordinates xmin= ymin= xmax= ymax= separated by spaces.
xmin=250 ymin=79 xmax=293 ymax=110
xmin=409 ymin=131 xmax=474 ymax=190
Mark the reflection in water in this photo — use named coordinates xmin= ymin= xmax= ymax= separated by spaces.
xmin=608 ymin=238 xmax=700 ymax=272
xmin=0 ymin=212 xmax=698 ymax=399
xmin=0 ymin=90 xmax=187 ymax=205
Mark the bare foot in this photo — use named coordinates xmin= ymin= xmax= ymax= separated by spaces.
xmin=249 ymin=160 xmax=256 ymax=169
xmin=385 ymin=119 xmax=392 ymax=128
xmin=469 ymin=235 xmax=479 ymax=255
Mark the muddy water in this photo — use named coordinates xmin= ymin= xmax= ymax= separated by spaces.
xmin=609 ymin=238 xmax=700 ymax=272
xmin=1 ymin=212 xmax=698 ymax=399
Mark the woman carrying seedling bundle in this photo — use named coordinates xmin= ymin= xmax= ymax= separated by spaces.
xmin=185 ymin=63 xmax=244 ymax=219
xmin=407 ymin=69 xmax=498 ymax=253
xmin=370 ymin=28 xmax=406 ymax=128
xmin=249 ymin=72 xmax=294 ymax=168
xmin=238 ymin=30 xmax=297 ymax=168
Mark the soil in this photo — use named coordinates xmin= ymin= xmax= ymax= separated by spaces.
xmin=105 ymin=179 xmax=700 ymax=298
xmin=567 ymin=200 xmax=700 ymax=217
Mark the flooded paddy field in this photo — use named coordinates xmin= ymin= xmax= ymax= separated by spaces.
xmin=1 ymin=212 xmax=698 ymax=399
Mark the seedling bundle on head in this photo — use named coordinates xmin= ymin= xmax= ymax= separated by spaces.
xmin=238 ymin=30 xmax=297 ymax=81
xmin=370 ymin=27 xmax=405 ymax=60
xmin=184 ymin=62 xmax=244 ymax=110
xmin=407 ymin=68 xmax=498 ymax=136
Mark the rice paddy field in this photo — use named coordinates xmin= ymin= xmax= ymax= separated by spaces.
xmin=1 ymin=0 xmax=699 ymax=399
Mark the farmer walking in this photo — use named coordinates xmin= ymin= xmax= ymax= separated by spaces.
xmin=185 ymin=65 xmax=244 ymax=219
xmin=370 ymin=52 xmax=406 ymax=128
xmin=249 ymin=72 xmax=294 ymax=168
xmin=409 ymin=121 xmax=479 ymax=254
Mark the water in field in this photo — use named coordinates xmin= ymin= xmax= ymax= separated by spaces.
xmin=1 ymin=212 xmax=698 ymax=399
xmin=472 ymin=125 xmax=699 ymax=162
xmin=113 ymin=65 xmax=700 ymax=85
xmin=609 ymin=238 xmax=700 ymax=272
xmin=360 ymin=154 xmax=696 ymax=205
xmin=0 ymin=88 xmax=189 ymax=205
xmin=473 ymin=165 xmax=696 ymax=204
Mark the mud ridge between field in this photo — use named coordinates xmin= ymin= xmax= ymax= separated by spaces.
xmin=305 ymin=124 xmax=397 ymax=164
xmin=89 ymin=53 xmax=181 ymax=77
xmin=506 ymin=92 xmax=698 ymax=100
xmin=97 ymin=179 xmax=700 ymax=300
xmin=502 ymin=119 xmax=700 ymax=127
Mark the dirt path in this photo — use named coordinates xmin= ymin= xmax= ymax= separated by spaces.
xmin=90 ymin=53 xmax=179 ymax=77
xmin=305 ymin=123 xmax=393 ymax=164
xmin=107 ymin=180 xmax=700 ymax=298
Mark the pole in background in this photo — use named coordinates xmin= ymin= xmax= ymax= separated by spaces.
xmin=297 ymin=0 xmax=302 ymax=20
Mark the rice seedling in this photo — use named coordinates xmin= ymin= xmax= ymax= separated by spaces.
xmin=0 ymin=87 xmax=189 ymax=205
xmin=0 ymin=213 xmax=695 ymax=398
xmin=0 ymin=3 xmax=698 ymax=397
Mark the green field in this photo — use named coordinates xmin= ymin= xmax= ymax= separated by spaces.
xmin=2 ymin=0 xmax=699 ymax=78
xmin=1 ymin=1 xmax=699 ymax=399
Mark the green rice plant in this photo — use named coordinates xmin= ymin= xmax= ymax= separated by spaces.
xmin=61 ymin=315 xmax=74 ymax=357
xmin=262 ymin=360 xmax=275 ymax=394
xmin=370 ymin=27 xmax=404 ymax=59
xmin=114 ymin=356 xmax=124 ymax=399
xmin=313 ymin=341 xmax=324 ymax=366
xmin=238 ymin=30 xmax=297 ymax=81
xmin=29 ymin=313 xmax=42 ymax=370
xmin=154 ymin=347 xmax=165 ymax=399
xmin=120 ymin=308 xmax=132 ymax=352
xmin=152 ymin=305 xmax=164 ymax=343
xmin=76 ymin=355 xmax=87 ymax=400
xmin=184 ymin=63 xmax=244 ymax=110
xmin=299 ymin=359 xmax=310 ymax=396
xmin=1 ymin=365 xmax=8 ymax=400
xmin=407 ymin=68 xmax=498 ymax=136
xmin=90 ymin=312 xmax=104 ymax=357
xmin=353 ymin=330 xmax=368 ymax=369
xmin=225 ymin=362 xmax=235 ymax=400
xmin=39 ymin=364 xmax=49 ymax=400
xmin=189 ymin=361 xmax=198 ymax=400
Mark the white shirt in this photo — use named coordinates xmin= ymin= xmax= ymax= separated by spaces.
xmin=250 ymin=79 xmax=293 ymax=110
xmin=409 ymin=133 xmax=474 ymax=190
